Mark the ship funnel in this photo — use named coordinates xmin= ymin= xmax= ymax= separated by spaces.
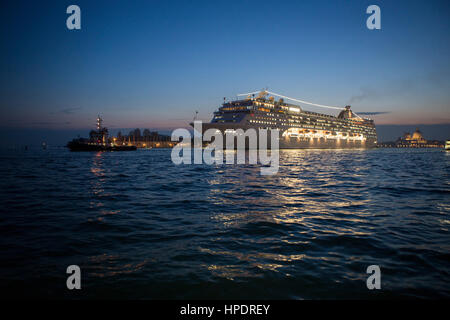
xmin=338 ymin=106 xmax=354 ymax=119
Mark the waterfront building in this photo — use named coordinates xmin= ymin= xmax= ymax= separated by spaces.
xmin=380 ymin=128 xmax=444 ymax=148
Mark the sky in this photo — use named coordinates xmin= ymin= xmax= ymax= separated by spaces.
xmin=0 ymin=0 xmax=449 ymax=143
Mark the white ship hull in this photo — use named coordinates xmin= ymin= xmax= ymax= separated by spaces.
xmin=199 ymin=123 xmax=377 ymax=149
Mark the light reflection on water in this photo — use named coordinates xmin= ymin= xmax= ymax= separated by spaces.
xmin=0 ymin=148 xmax=449 ymax=298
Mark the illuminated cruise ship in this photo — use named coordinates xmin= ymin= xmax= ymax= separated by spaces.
xmin=198 ymin=90 xmax=377 ymax=149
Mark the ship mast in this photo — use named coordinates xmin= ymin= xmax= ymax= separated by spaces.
xmin=96 ymin=115 xmax=103 ymax=132
xmin=95 ymin=115 xmax=108 ymax=145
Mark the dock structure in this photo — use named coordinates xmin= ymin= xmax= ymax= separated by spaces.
xmin=112 ymin=129 xmax=175 ymax=148
xmin=125 ymin=141 xmax=175 ymax=149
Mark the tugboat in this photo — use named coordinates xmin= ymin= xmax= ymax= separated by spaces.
xmin=67 ymin=116 xmax=137 ymax=151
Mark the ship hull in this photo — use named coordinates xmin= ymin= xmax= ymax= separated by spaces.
xmin=279 ymin=137 xmax=375 ymax=149
xmin=196 ymin=123 xmax=377 ymax=149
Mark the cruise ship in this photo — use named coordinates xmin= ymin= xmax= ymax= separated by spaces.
xmin=197 ymin=90 xmax=377 ymax=149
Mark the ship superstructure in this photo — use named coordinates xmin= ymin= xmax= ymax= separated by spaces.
xmin=199 ymin=90 xmax=377 ymax=149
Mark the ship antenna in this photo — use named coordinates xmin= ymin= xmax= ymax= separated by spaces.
xmin=193 ymin=110 xmax=198 ymax=122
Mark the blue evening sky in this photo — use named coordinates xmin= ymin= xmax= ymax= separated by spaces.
xmin=1 ymin=0 xmax=449 ymax=132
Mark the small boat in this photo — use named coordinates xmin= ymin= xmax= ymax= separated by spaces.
xmin=66 ymin=116 xmax=137 ymax=152
xmin=445 ymin=140 xmax=450 ymax=150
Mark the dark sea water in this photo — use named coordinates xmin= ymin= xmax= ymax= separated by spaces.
xmin=0 ymin=147 xmax=449 ymax=299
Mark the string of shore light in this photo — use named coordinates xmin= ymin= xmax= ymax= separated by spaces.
xmin=237 ymin=90 xmax=366 ymax=120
